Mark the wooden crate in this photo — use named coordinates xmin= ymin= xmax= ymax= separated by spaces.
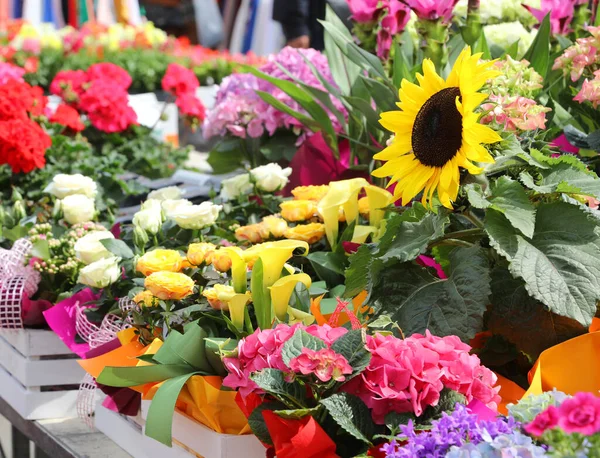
xmin=0 ymin=329 xmax=85 ymax=420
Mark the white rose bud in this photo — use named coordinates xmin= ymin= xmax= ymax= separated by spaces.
xmin=219 ymin=173 xmax=253 ymax=201
xmin=250 ymin=163 xmax=292 ymax=192
xmin=60 ymin=194 xmax=96 ymax=225
xmin=161 ymin=199 xmax=193 ymax=219
xmin=132 ymin=208 xmax=163 ymax=235
xmin=169 ymin=201 xmax=222 ymax=229
xmin=141 ymin=199 xmax=163 ymax=213
xmin=147 ymin=186 xmax=183 ymax=201
xmin=74 ymin=230 xmax=114 ymax=265
xmin=77 ymin=256 xmax=121 ymax=288
xmin=44 ymin=173 xmax=98 ymax=199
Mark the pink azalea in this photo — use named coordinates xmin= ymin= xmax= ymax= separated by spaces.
xmin=557 ymin=392 xmax=600 ymax=435
xmin=347 ymin=0 xmax=381 ymax=23
xmin=524 ymin=0 xmax=577 ymax=35
xmin=525 ymin=405 xmax=560 ymax=436
xmin=289 ymin=348 xmax=352 ymax=382
xmin=402 ymin=0 xmax=459 ymax=22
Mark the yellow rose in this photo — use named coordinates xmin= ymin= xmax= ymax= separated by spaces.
xmin=235 ymin=224 xmax=264 ymax=243
xmin=280 ymin=200 xmax=317 ymax=222
xmin=144 ymin=271 xmax=194 ymax=300
xmin=187 ymin=242 xmax=216 ymax=266
xmin=136 ymin=249 xmax=183 ymax=276
xmin=284 ymin=223 xmax=326 ymax=244
xmin=260 ymin=216 xmax=288 ymax=239
xmin=133 ymin=290 xmax=158 ymax=307
xmin=358 ymin=196 xmax=370 ymax=216
xmin=291 ymin=185 xmax=329 ymax=201
xmin=212 ymin=250 xmax=233 ymax=272
xmin=202 ymin=284 xmax=236 ymax=311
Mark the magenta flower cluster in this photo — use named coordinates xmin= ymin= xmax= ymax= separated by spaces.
xmin=343 ymin=331 xmax=501 ymax=424
xmin=203 ymin=47 xmax=346 ymax=141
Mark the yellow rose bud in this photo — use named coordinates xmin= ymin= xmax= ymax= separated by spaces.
xmin=187 ymin=242 xmax=216 ymax=266
xmin=133 ymin=290 xmax=158 ymax=307
xmin=235 ymin=224 xmax=264 ymax=243
xmin=144 ymin=271 xmax=194 ymax=301
xmin=212 ymin=250 xmax=233 ymax=272
xmin=284 ymin=223 xmax=326 ymax=244
xmin=291 ymin=185 xmax=329 ymax=201
xmin=202 ymin=284 xmax=236 ymax=311
xmin=280 ymin=200 xmax=317 ymax=222
xmin=358 ymin=196 xmax=370 ymax=216
xmin=259 ymin=215 xmax=288 ymax=239
xmin=136 ymin=249 xmax=183 ymax=276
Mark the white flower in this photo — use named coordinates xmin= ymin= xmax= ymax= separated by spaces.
xmin=484 ymin=22 xmax=535 ymax=57
xmin=133 ymin=208 xmax=163 ymax=235
xmin=141 ymin=199 xmax=163 ymax=213
xmin=44 ymin=173 xmax=98 ymax=199
xmin=219 ymin=173 xmax=253 ymax=201
xmin=168 ymin=201 xmax=222 ymax=229
xmin=161 ymin=199 xmax=193 ymax=218
xmin=60 ymin=194 xmax=96 ymax=225
xmin=77 ymin=256 xmax=121 ymax=288
xmin=250 ymin=163 xmax=292 ymax=193
xmin=147 ymin=186 xmax=183 ymax=201
xmin=74 ymin=230 xmax=114 ymax=265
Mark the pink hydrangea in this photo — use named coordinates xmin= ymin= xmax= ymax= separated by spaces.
xmin=481 ymin=95 xmax=550 ymax=132
xmin=553 ymin=34 xmax=599 ymax=82
xmin=403 ymin=0 xmax=459 ymax=22
xmin=0 ymin=62 xmax=25 ymax=85
xmin=525 ymin=405 xmax=560 ymax=436
xmin=574 ymin=70 xmax=600 ymax=108
xmin=222 ymin=323 xmax=348 ymax=397
xmin=289 ymin=348 xmax=352 ymax=382
xmin=87 ymin=63 xmax=132 ymax=90
xmin=557 ymin=392 xmax=600 ymax=436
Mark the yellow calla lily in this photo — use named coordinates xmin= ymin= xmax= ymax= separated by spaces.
xmin=287 ymin=306 xmax=316 ymax=326
xmin=352 ymin=225 xmax=377 ymax=244
xmin=227 ymin=293 xmax=252 ymax=332
xmin=222 ymin=247 xmax=247 ymax=293
xmin=269 ymin=273 xmax=312 ymax=321
xmin=365 ymin=185 xmax=393 ymax=227
xmin=317 ymin=178 xmax=368 ymax=247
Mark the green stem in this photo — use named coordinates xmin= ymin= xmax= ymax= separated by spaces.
xmin=463 ymin=210 xmax=484 ymax=229
xmin=429 ymin=238 xmax=474 ymax=249
xmin=439 ymin=227 xmax=484 ymax=240
xmin=416 ymin=18 xmax=450 ymax=70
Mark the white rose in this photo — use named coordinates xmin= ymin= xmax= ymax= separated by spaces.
xmin=77 ymin=256 xmax=121 ymax=288
xmin=219 ymin=173 xmax=253 ymax=201
xmin=250 ymin=163 xmax=292 ymax=192
xmin=44 ymin=173 xmax=98 ymax=199
xmin=141 ymin=199 xmax=163 ymax=213
xmin=60 ymin=194 xmax=96 ymax=225
xmin=74 ymin=230 xmax=114 ymax=265
xmin=133 ymin=208 xmax=163 ymax=234
xmin=169 ymin=201 xmax=222 ymax=229
xmin=161 ymin=199 xmax=193 ymax=218
xmin=147 ymin=186 xmax=183 ymax=201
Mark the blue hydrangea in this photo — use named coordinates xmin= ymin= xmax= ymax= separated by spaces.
xmin=506 ymin=390 xmax=569 ymax=424
xmin=445 ymin=431 xmax=547 ymax=457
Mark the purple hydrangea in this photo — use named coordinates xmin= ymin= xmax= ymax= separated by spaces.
xmin=382 ymin=404 xmax=521 ymax=458
xmin=445 ymin=430 xmax=547 ymax=457
xmin=203 ymin=47 xmax=347 ymax=141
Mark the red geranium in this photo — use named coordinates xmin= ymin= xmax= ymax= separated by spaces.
xmin=50 ymin=104 xmax=85 ymax=132
xmin=0 ymin=80 xmax=46 ymax=118
xmin=175 ymin=93 xmax=206 ymax=120
xmin=79 ymin=80 xmax=137 ymax=133
xmin=50 ymin=70 xmax=89 ymax=103
xmin=87 ymin=62 xmax=133 ymax=90
xmin=161 ymin=63 xmax=199 ymax=97
xmin=0 ymin=118 xmax=51 ymax=173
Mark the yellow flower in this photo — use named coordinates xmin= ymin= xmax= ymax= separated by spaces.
xmin=202 ymin=284 xmax=236 ymax=310
xmin=136 ymin=249 xmax=183 ymax=276
xmin=287 ymin=306 xmax=316 ymax=325
xmin=242 ymin=242 xmax=270 ymax=269
xmin=222 ymin=247 xmax=247 ymax=293
xmin=260 ymin=215 xmax=288 ymax=239
xmin=372 ymin=47 xmax=501 ymax=209
xmin=212 ymin=250 xmax=233 ymax=273
xmin=269 ymin=273 xmax=312 ymax=321
xmin=358 ymin=196 xmax=370 ymax=216
xmin=352 ymin=225 xmax=377 ymax=244
xmin=284 ymin=223 xmax=326 ymax=244
xmin=365 ymin=185 xmax=393 ymax=227
xmin=144 ymin=271 xmax=194 ymax=300
xmin=280 ymin=200 xmax=317 ymax=222
xmin=228 ymin=293 xmax=252 ymax=331
xmin=133 ymin=290 xmax=158 ymax=307
xmin=187 ymin=242 xmax=216 ymax=266
xmin=235 ymin=224 xmax=264 ymax=244
xmin=291 ymin=185 xmax=329 ymax=201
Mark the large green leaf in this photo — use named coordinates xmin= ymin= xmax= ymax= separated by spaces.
xmin=488 ymin=267 xmax=587 ymax=361
xmin=100 ymin=238 xmax=134 ymax=259
xmin=520 ymin=162 xmax=600 ymax=199
xmin=372 ymin=246 xmax=490 ymax=341
xmin=320 ymin=393 xmax=375 ymax=444
xmin=308 ymin=251 xmax=347 ymax=286
xmin=330 ymin=330 xmax=371 ymax=380
xmin=523 ymin=13 xmax=551 ymax=76
xmin=466 ymin=176 xmax=536 ymax=237
xmin=251 ymin=369 xmax=306 ymax=407
xmin=485 ymin=202 xmax=600 ymax=326
xmin=207 ymin=138 xmax=246 ymax=174
xmin=250 ymin=258 xmax=270 ymax=330
xmin=280 ymin=328 xmax=327 ymax=365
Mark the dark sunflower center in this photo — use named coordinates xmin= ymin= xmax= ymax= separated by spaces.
xmin=411 ymin=87 xmax=463 ymax=167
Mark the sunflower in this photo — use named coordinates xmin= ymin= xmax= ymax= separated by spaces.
xmin=372 ymin=47 xmax=502 ymax=209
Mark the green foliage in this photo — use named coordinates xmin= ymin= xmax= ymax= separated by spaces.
xmin=330 ymin=330 xmax=371 ymax=380
xmin=280 ymin=328 xmax=327 ymax=365
xmin=320 ymin=393 xmax=375 ymax=445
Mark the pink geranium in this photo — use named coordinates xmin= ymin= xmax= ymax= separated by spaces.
xmin=87 ymin=62 xmax=132 ymax=90
xmin=79 ymin=80 xmax=137 ymax=133
xmin=557 ymin=392 xmax=600 ymax=435
xmin=162 ymin=63 xmax=200 ymax=97
xmin=289 ymin=348 xmax=352 ymax=382
xmin=49 ymin=69 xmax=89 ymax=104
xmin=525 ymin=405 xmax=560 ymax=436
xmin=0 ymin=62 xmax=25 ymax=85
